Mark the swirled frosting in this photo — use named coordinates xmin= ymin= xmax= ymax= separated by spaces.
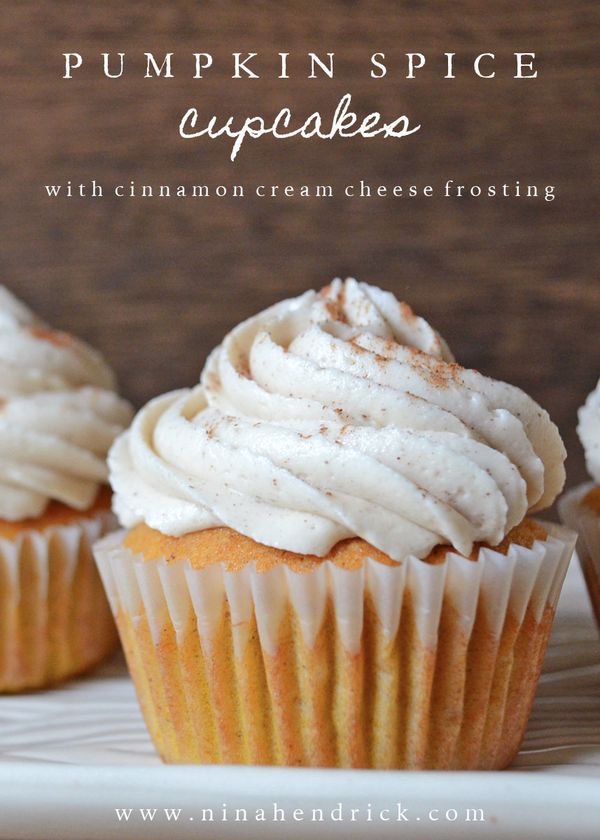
xmin=578 ymin=379 xmax=600 ymax=483
xmin=110 ymin=279 xmax=565 ymax=560
xmin=0 ymin=287 xmax=133 ymax=520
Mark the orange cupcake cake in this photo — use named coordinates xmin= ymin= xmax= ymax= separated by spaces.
xmin=559 ymin=379 xmax=600 ymax=626
xmin=0 ymin=287 xmax=133 ymax=691
xmin=95 ymin=278 xmax=575 ymax=769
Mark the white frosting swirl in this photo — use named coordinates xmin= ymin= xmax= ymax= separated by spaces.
xmin=0 ymin=287 xmax=133 ymax=520
xmin=110 ymin=279 xmax=565 ymax=560
xmin=578 ymin=378 xmax=600 ymax=483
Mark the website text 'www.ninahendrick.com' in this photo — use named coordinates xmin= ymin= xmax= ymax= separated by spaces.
xmin=114 ymin=802 xmax=486 ymax=826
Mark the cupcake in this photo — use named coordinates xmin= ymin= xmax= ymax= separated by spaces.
xmin=95 ymin=278 xmax=574 ymax=769
xmin=559 ymin=379 xmax=600 ymax=626
xmin=0 ymin=287 xmax=133 ymax=692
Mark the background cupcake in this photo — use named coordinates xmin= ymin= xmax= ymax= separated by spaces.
xmin=0 ymin=287 xmax=133 ymax=692
xmin=559 ymin=379 xmax=600 ymax=627
xmin=95 ymin=278 xmax=574 ymax=769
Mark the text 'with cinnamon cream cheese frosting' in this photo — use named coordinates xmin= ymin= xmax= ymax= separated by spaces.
xmin=0 ymin=287 xmax=133 ymax=520
xmin=109 ymin=279 xmax=565 ymax=561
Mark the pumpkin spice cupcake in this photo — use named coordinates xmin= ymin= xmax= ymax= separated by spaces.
xmin=559 ymin=379 xmax=600 ymax=626
xmin=0 ymin=287 xmax=133 ymax=692
xmin=95 ymin=278 xmax=575 ymax=769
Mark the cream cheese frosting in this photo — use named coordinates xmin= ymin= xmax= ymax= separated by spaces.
xmin=0 ymin=287 xmax=133 ymax=520
xmin=109 ymin=278 xmax=566 ymax=561
xmin=577 ymin=378 xmax=600 ymax=483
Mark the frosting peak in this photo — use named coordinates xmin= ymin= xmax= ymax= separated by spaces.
xmin=0 ymin=287 xmax=133 ymax=520
xmin=578 ymin=378 xmax=600 ymax=483
xmin=110 ymin=279 xmax=565 ymax=561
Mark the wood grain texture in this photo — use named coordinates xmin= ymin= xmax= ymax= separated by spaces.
xmin=1 ymin=1 xmax=599 ymax=489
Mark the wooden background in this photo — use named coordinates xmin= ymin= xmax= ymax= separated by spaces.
xmin=2 ymin=1 xmax=599 ymax=490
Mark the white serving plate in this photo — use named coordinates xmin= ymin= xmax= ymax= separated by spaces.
xmin=0 ymin=558 xmax=598 ymax=840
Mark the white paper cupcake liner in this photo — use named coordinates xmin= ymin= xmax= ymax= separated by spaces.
xmin=0 ymin=511 xmax=119 ymax=692
xmin=559 ymin=483 xmax=600 ymax=627
xmin=94 ymin=522 xmax=575 ymax=769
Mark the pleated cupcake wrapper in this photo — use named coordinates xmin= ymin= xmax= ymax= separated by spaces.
xmin=94 ymin=523 xmax=575 ymax=769
xmin=96 ymin=525 xmax=573 ymax=655
xmin=0 ymin=512 xmax=119 ymax=692
xmin=559 ymin=483 xmax=600 ymax=628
